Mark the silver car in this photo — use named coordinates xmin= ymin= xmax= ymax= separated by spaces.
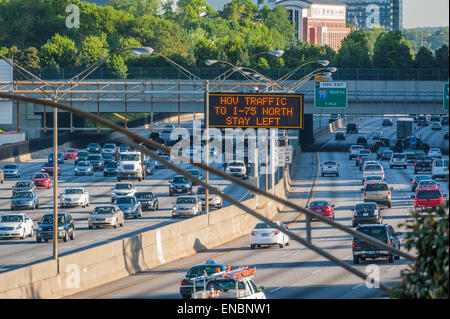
xmin=115 ymin=196 xmax=142 ymax=219
xmin=88 ymin=205 xmax=124 ymax=229
xmin=0 ymin=213 xmax=34 ymax=239
xmin=172 ymin=196 xmax=202 ymax=218
xmin=361 ymin=182 xmax=393 ymax=208
xmin=320 ymin=161 xmax=339 ymax=177
xmin=349 ymin=145 xmax=365 ymax=160
xmin=2 ymin=164 xmax=21 ymax=178
xmin=196 ymin=185 xmax=223 ymax=209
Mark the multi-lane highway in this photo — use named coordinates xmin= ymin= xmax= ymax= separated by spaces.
xmin=64 ymin=115 xmax=448 ymax=299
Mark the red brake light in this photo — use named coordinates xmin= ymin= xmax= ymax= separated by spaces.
xmin=363 ymin=192 xmax=367 ymax=196
xmin=414 ymin=163 xmax=417 ymax=166
xmin=251 ymin=231 xmax=256 ymax=236
xmin=387 ymin=191 xmax=391 ymax=195
xmin=352 ymin=242 xmax=355 ymax=249
xmin=387 ymin=240 xmax=391 ymax=246
xmin=273 ymin=230 xmax=280 ymax=235
xmin=181 ymin=280 xmax=188 ymax=286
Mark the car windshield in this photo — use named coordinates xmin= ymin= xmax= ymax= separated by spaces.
xmin=365 ymin=183 xmax=388 ymax=191
xmin=33 ymin=174 xmax=48 ymax=179
xmin=104 ymin=144 xmax=115 ymax=148
xmin=393 ymin=154 xmax=405 ymax=158
xmin=418 ymin=180 xmax=435 ymax=186
xmin=43 ymin=162 xmax=53 ymax=167
xmin=415 ymin=175 xmax=432 ymax=182
xmin=197 ymin=187 xmax=205 ymax=195
xmin=87 ymin=156 xmax=101 ymax=161
xmin=64 ymin=189 xmax=83 ymax=195
xmin=359 ymin=150 xmax=370 ymax=155
xmin=134 ymin=192 xmax=153 ymax=199
xmin=188 ymin=170 xmax=200 ymax=176
xmin=78 ymin=162 xmax=90 ymax=167
xmin=173 ymin=176 xmax=189 ymax=183
xmin=120 ymin=154 xmax=140 ymax=161
xmin=348 ymin=123 xmax=357 ymax=128
xmin=366 ymin=176 xmax=382 ymax=181
xmin=417 ymin=190 xmax=441 ymax=199
xmin=365 ymin=165 xmax=382 ymax=170
xmin=0 ymin=215 xmax=24 ymax=223
xmin=356 ymin=204 xmax=376 ymax=211
xmin=323 ymin=162 xmax=336 ymax=166
xmin=3 ymin=164 xmax=17 ymax=169
xmin=186 ymin=266 xmax=223 ymax=278
xmin=78 ymin=151 xmax=88 ymax=156
xmin=13 ymin=192 xmax=33 ymax=198
xmin=15 ymin=182 xmax=32 ymax=188
xmin=116 ymin=197 xmax=136 ymax=204
xmin=67 ymin=149 xmax=77 ymax=153
xmin=254 ymin=222 xmax=277 ymax=229
xmin=309 ymin=201 xmax=329 ymax=207
xmin=351 ymin=146 xmax=363 ymax=150
xmin=105 ymin=163 xmax=117 ymax=168
xmin=41 ymin=215 xmax=66 ymax=224
xmin=92 ymin=207 xmax=115 ymax=215
xmin=228 ymin=162 xmax=244 ymax=166
xmin=356 ymin=227 xmax=388 ymax=241
xmin=88 ymin=144 xmax=99 ymax=148
xmin=115 ymin=184 xmax=132 ymax=190
xmin=176 ymin=197 xmax=197 ymax=204
xmin=430 ymin=149 xmax=441 ymax=152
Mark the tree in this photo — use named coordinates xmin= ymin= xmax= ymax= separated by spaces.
xmin=106 ymin=0 xmax=161 ymax=18
xmin=414 ymin=46 xmax=434 ymax=68
xmin=78 ymin=34 xmax=109 ymax=67
xmin=373 ymin=31 xmax=414 ymax=68
xmin=39 ymin=34 xmax=77 ymax=67
xmin=222 ymin=0 xmax=259 ymax=23
xmin=262 ymin=6 xmax=296 ymax=51
xmin=175 ymin=0 xmax=217 ymax=28
xmin=434 ymin=44 xmax=449 ymax=68
xmin=106 ymin=54 xmax=127 ymax=79
xmin=336 ymin=29 xmax=371 ymax=68
xmin=19 ymin=47 xmax=40 ymax=70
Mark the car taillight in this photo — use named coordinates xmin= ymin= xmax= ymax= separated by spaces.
xmin=251 ymin=231 xmax=256 ymax=236
xmin=387 ymin=191 xmax=391 ymax=195
xmin=181 ymin=280 xmax=189 ymax=286
xmin=387 ymin=240 xmax=391 ymax=246
xmin=414 ymin=199 xmax=418 ymax=205
xmin=414 ymin=163 xmax=417 ymax=166
xmin=352 ymin=242 xmax=355 ymax=249
xmin=357 ymin=157 xmax=361 ymax=161
xmin=363 ymin=192 xmax=367 ymax=196
xmin=273 ymin=230 xmax=280 ymax=235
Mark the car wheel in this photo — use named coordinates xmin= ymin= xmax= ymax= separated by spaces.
xmin=395 ymin=255 xmax=400 ymax=260
xmin=36 ymin=237 xmax=41 ymax=243
xmin=352 ymin=222 xmax=357 ymax=227
xmin=353 ymin=255 xmax=360 ymax=264
xmin=70 ymin=229 xmax=75 ymax=240
xmin=113 ymin=221 xmax=117 ymax=229
xmin=279 ymin=243 xmax=284 ymax=248
xmin=388 ymin=255 xmax=395 ymax=263
xmin=250 ymin=244 xmax=256 ymax=249
xmin=88 ymin=225 xmax=92 ymax=230
xmin=390 ymin=165 xmax=393 ymax=169
xmin=63 ymin=231 xmax=68 ymax=242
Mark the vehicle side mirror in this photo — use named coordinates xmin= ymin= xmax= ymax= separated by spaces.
xmin=360 ymin=188 xmax=364 ymax=191
xmin=258 ymin=287 xmax=265 ymax=292
xmin=331 ymin=204 xmax=335 ymax=208
xmin=444 ymin=193 xmax=448 ymax=198
xmin=37 ymin=221 xmax=41 ymax=225
xmin=390 ymin=187 xmax=394 ymax=191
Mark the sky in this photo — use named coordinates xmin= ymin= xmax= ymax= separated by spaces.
xmin=403 ymin=0 xmax=449 ymax=28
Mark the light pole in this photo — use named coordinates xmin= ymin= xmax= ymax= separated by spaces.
xmin=287 ymin=67 xmax=337 ymax=92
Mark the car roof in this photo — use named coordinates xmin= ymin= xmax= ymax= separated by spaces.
xmin=65 ymin=187 xmax=84 ymax=190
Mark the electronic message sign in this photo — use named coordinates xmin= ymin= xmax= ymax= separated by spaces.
xmin=207 ymin=92 xmax=303 ymax=129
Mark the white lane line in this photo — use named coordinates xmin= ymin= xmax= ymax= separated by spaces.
xmin=387 ymin=266 xmax=397 ymax=272
xmin=15 ymin=257 xmax=29 ymax=262
xmin=345 ymin=255 xmax=352 ymax=259
xmin=270 ymin=287 xmax=283 ymax=293
xmin=352 ymin=284 xmax=364 ymax=290
xmin=312 ymin=269 xmax=322 ymax=274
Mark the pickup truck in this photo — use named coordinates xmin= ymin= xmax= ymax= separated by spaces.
xmin=414 ymin=156 xmax=433 ymax=174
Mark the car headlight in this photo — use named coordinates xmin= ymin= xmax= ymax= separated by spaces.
xmin=172 ymin=207 xmax=177 ymax=211
xmin=38 ymin=226 xmax=43 ymax=231
xmin=16 ymin=224 xmax=23 ymax=230
xmin=226 ymin=168 xmax=230 ymax=172
xmin=58 ymin=226 xmax=65 ymax=230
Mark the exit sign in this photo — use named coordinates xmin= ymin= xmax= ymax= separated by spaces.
xmin=314 ymin=82 xmax=347 ymax=108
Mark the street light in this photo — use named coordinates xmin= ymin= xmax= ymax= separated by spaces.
xmin=287 ymin=66 xmax=337 ymax=92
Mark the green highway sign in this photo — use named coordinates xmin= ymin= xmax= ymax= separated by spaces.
xmin=314 ymin=82 xmax=347 ymax=108
xmin=444 ymin=83 xmax=449 ymax=111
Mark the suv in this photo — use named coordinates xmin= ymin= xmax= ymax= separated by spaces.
xmin=361 ymin=182 xmax=392 ymax=208
xmin=169 ymin=175 xmax=192 ymax=195
xmin=225 ymin=161 xmax=248 ymax=179
xmin=352 ymin=224 xmax=400 ymax=264
xmin=356 ymin=136 xmax=367 ymax=146
xmin=36 ymin=212 xmax=75 ymax=243
xmin=352 ymin=202 xmax=382 ymax=227
xmin=414 ymin=156 xmax=433 ymax=174
xmin=412 ymin=188 xmax=447 ymax=211
xmin=349 ymin=145 xmax=364 ymax=160
xmin=356 ymin=149 xmax=372 ymax=166
xmin=432 ymin=158 xmax=449 ymax=180
xmin=346 ymin=122 xmax=358 ymax=134
xmin=417 ymin=115 xmax=428 ymax=126
xmin=335 ymin=132 xmax=345 ymax=141
xmin=87 ymin=154 xmax=104 ymax=171
xmin=320 ymin=161 xmax=339 ymax=177
xmin=389 ymin=153 xmax=407 ymax=169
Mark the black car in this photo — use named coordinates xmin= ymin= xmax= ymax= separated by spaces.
xmin=335 ymin=132 xmax=345 ymax=141
xmin=430 ymin=115 xmax=440 ymax=122
xmin=441 ymin=116 xmax=449 ymax=125
xmin=414 ymin=156 xmax=433 ymax=174
xmin=103 ymin=162 xmax=118 ymax=176
xmin=169 ymin=175 xmax=192 ymax=195
xmin=144 ymin=161 xmax=154 ymax=176
xmin=382 ymin=118 xmax=393 ymax=126
xmin=87 ymin=143 xmax=101 ymax=153
xmin=36 ymin=212 xmax=75 ymax=243
xmin=134 ymin=191 xmax=159 ymax=211
xmin=75 ymin=150 xmax=89 ymax=165
xmin=356 ymin=136 xmax=367 ymax=146
xmin=102 ymin=154 xmax=116 ymax=164
xmin=352 ymin=224 xmax=400 ymax=264
xmin=417 ymin=116 xmax=428 ymax=126
xmin=87 ymin=154 xmax=104 ymax=171
xmin=346 ymin=122 xmax=358 ymax=134
xmin=352 ymin=202 xmax=382 ymax=227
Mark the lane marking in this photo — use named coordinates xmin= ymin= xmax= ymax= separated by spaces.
xmin=270 ymin=287 xmax=283 ymax=293
xmin=352 ymin=284 xmax=364 ymax=290
xmin=312 ymin=269 xmax=322 ymax=274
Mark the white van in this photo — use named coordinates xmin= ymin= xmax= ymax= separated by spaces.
xmin=432 ymin=159 xmax=449 ymax=180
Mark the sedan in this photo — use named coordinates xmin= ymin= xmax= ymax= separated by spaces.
xmin=196 ymin=185 xmax=223 ymax=209
xmin=75 ymin=150 xmax=89 ymax=165
xmin=416 ymin=179 xmax=439 ymax=191
xmin=411 ymin=174 xmax=433 ymax=192
xmin=48 ymin=152 xmax=64 ymax=165
xmin=12 ymin=181 xmax=36 ymax=196
xmin=74 ymin=161 xmax=94 ymax=176
xmin=186 ymin=169 xmax=203 ymax=185
xmin=250 ymin=221 xmax=290 ymax=249
xmin=11 ymin=191 xmax=39 ymax=211
xmin=87 ymin=143 xmax=101 ymax=153
xmin=115 ymin=196 xmax=142 ymax=219
xmin=59 ymin=187 xmax=89 ymax=208
xmin=0 ymin=213 xmax=34 ymax=239
xmin=87 ymin=154 xmax=104 ymax=171
xmin=335 ymin=132 xmax=345 ymax=141
xmin=63 ymin=148 xmax=79 ymax=160
xmin=31 ymin=173 xmax=52 ymax=188
xmin=305 ymin=200 xmax=335 ymax=220
xmin=379 ymin=149 xmax=393 ymax=161
xmin=134 ymin=191 xmax=158 ymax=211
xmin=2 ymin=164 xmax=21 ymax=178
xmin=382 ymin=118 xmax=393 ymax=126
xmin=88 ymin=205 xmax=124 ymax=229
xmin=171 ymin=196 xmax=202 ymax=218
xmin=41 ymin=162 xmax=61 ymax=176
xmin=428 ymin=148 xmax=442 ymax=158
xmin=320 ymin=161 xmax=339 ymax=177
xmin=103 ymin=162 xmax=118 ymax=176
xmin=432 ymin=121 xmax=442 ymax=130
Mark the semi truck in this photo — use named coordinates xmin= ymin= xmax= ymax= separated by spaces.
xmin=397 ymin=118 xmax=413 ymax=139
xmin=117 ymin=151 xmax=146 ymax=182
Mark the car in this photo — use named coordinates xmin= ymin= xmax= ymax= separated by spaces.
xmin=362 ymin=163 xmax=385 ymax=181
xmin=2 ymin=163 xmax=21 ymax=178
xmin=114 ymin=196 xmax=142 ymax=219
xmin=346 ymin=122 xmax=358 ymax=134
xmin=444 ymin=131 xmax=449 ymax=139
xmin=31 ymin=173 xmax=52 ymax=188
xmin=428 ymin=148 xmax=442 ymax=158
xmin=36 ymin=212 xmax=75 ymax=243
xmin=430 ymin=115 xmax=440 ymax=122
xmin=329 ymin=114 xmax=340 ymax=123
xmin=48 ymin=152 xmax=64 ymax=165
xmin=225 ymin=161 xmax=248 ymax=179
xmin=305 ymin=200 xmax=335 ymax=220
xmin=389 ymin=152 xmax=407 ymax=169
xmin=379 ymin=149 xmax=393 ymax=161
xmin=361 ymin=182 xmax=392 ymax=207
xmin=382 ymin=118 xmax=393 ymax=126
xmin=362 ymin=175 xmax=384 ymax=185
xmin=431 ymin=158 xmax=449 ymax=180
xmin=102 ymin=143 xmax=117 ymax=156
xmin=358 ymin=156 xmax=372 ymax=171
xmin=11 ymin=181 xmax=36 ymax=196
xmin=103 ymin=161 xmax=118 ymax=176
xmin=356 ymin=136 xmax=368 ymax=146
xmin=111 ymin=182 xmax=136 ymax=202
xmin=352 ymin=224 xmax=400 ymax=264
xmin=411 ymin=174 xmax=433 ymax=192
xmin=432 ymin=121 xmax=442 ymax=130
xmin=372 ymin=141 xmax=386 ymax=153
xmin=349 ymin=145 xmax=364 ymax=160
xmin=441 ymin=116 xmax=449 ymax=125
xmin=186 ymin=169 xmax=203 ymax=186
xmin=11 ymin=190 xmax=39 ymax=211
xmin=63 ymin=148 xmax=79 ymax=160
xmin=59 ymin=187 xmax=89 ymax=208
xmin=196 ymin=185 xmax=223 ymax=209
xmin=335 ymin=132 xmax=345 ymax=140
xmin=372 ymin=131 xmax=383 ymax=140
xmin=379 ymin=137 xmax=391 ymax=148
xmin=74 ymin=150 xmax=89 ymax=165
xmin=102 ymin=154 xmax=115 ymax=164
xmin=118 ymin=144 xmax=130 ymax=153
xmin=0 ymin=213 xmax=34 ymax=239
xmin=320 ymin=161 xmax=339 ymax=176
xmin=376 ymin=147 xmax=389 ymax=159
xmin=356 ymin=149 xmax=372 ymax=166
xmin=87 ymin=154 xmax=104 ymax=171
xmin=169 ymin=175 xmax=193 ymax=195
xmin=88 ymin=205 xmax=124 ymax=229
xmin=41 ymin=162 xmax=61 ymax=176
xmin=352 ymin=202 xmax=382 ymax=227
xmin=250 ymin=221 xmax=290 ymax=249
xmin=179 ymin=260 xmax=229 ymax=299
xmin=86 ymin=143 xmax=101 ymax=153
xmin=143 ymin=161 xmax=153 ymax=176
xmin=416 ymin=179 xmax=439 ymax=191
xmin=154 ymin=155 xmax=170 ymax=169
xmin=412 ymin=188 xmax=447 ymax=211
xmin=171 ymin=195 xmax=202 ymax=218
xmin=417 ymin=115 xmax=428 ymax=126
xmin=74 ymin=161 xmax=94 ymax=176
xmin=414 ymin=156 xmax=433 ymax=174
xmin=134 ymin=191 xmax=159 ymax=211
xmin=413 ymin=151 xmax=427 ymax=162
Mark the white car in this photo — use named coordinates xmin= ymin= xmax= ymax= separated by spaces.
xmin=362 ymin=163 xmax=385 ymax=181
xmin=225 ymin=160 xmax=248 ymax=179
xmin=362 ymin=175 xmax=384 ymax=185
xmin=0 ymin=213 xmax=34 ymax=239
xmin=432 ymin=158 xmax=449 ymax=180
xmin=102 ymin=143 xmax=117 ymax=155
xmin=320 ymin=161 xmax=339 ymax=176
xmin=428 ymin=148 xmax=442 ymax=158
xmin=60 ymin=187 xmax=90 ymax=208
xmin=431 ymin=122 xmax=442 ymax=130
xmin=172 ymin=195 xmax=202 ymax=218
xmin=250 ymin=221 xmax=290 ymax=249
xmin=349 ymin=145 xmax=365 ymax=160
xmin=196 ymin=185 xmax=223 ymax=209
xmin=390 ymin=153 xmax=407 ymax=169
xmin=111 ymin=182 xmax=136 ymax=202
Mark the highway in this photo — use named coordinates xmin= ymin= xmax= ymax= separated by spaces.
xmin=65 ymin=115 xmax=449 ymax=299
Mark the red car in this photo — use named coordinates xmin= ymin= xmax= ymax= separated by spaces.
xmin=64 ymin=148 xmax=79 ymax=160
xmin=41 ymin=162 xmax=61 ymax=176
xmin=32 ymin=173 xmax=52 ymax=188
xmin=306 ymin=200 xmax=335 ymax=220
xmin=412 ymin=188 xmax=447 ymax=211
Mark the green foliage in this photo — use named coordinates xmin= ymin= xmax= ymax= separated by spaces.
xmin=403 ymin=27 xmax=449 ymax=54
xmin=434 ymin=44 xmax=449 ymax=68
xmin=78 ymin=34 xmax=109 ymax=66
xmin=414 ymin=47 xmax=434 ymax=68
xmin=373 ymin=31 xmax=414 ymax=68
xmin=336 ymin=29 xmax=371 ymax=68
xmin=39 ymin=34 xmax=77 ymax=67
xmin=106 ymin=0 xmax=161 ymax=18
xmin=106 ymin=54 xmax=127 ymax=79
xmin=391 ymin=204 xmax=449 ymax=299
xmin=222 ymin=0 xmax=259 ymax=22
